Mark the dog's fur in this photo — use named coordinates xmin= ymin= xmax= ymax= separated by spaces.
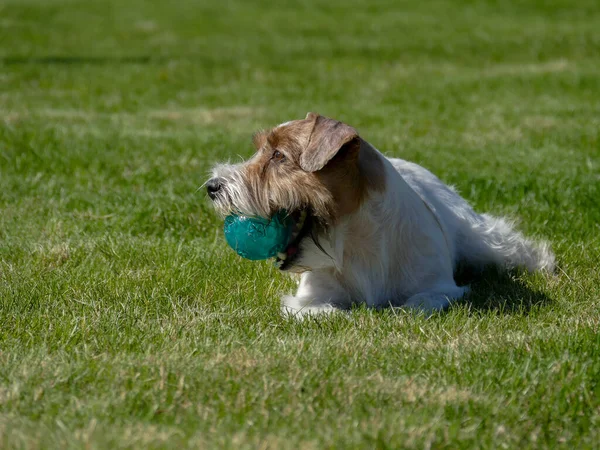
xmin=208 ymin=113 xmax=554 ymax=316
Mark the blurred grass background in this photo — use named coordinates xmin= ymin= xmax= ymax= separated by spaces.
xmin=1 ymin=0 xmax=599 ymax=448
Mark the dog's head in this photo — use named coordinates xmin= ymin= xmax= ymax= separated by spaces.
xmin=207 ymin=113 xmax=384 ymax=271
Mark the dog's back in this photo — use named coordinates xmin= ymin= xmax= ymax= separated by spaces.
xmin=388 ymin=157 xmax=555 ymax=274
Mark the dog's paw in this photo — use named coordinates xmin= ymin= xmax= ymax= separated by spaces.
xmin=403 ymin=286 xmax=468 ymax=315
xmin=280 ymin=295 xmax=337 ymax=319
xmin=403 ymin=293 xmax=451 ymax=315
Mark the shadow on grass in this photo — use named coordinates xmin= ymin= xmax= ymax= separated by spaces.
xmin=456 ymin=267 xmax=552 ymax=314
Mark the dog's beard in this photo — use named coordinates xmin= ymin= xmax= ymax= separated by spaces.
xmin=209 ymin=164 xmax=270 ymax=218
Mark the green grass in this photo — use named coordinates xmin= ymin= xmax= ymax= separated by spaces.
xmin=1 ymin=0 xmax=599 ymax=448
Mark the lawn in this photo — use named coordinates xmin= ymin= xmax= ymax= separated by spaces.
xmin=1 ymin=0 xmax=599 ymax=448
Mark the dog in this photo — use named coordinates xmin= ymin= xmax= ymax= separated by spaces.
xmin=207 ymin=113 xmax=554 ymax=316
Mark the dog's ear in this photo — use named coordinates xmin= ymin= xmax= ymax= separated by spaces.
xmin=300 ymin=114 xmax=359 ymax=172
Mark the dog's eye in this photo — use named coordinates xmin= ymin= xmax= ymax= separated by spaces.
xmin=271 ymin=150 xmax=285 ymax=162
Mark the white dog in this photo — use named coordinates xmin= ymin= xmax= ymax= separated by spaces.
xmin=207 ymin=113 xmax=554 ymax=316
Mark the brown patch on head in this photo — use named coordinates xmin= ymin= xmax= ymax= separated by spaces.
xmin=300 ymin=114 xmax=359 ymax=172
xmin=252 ymin=130 xmax=268 ymax=150
xmin=228 ymin=113 xmax=386 ymax=225
xmin=266 ymin=116 xmax=315 ymax=156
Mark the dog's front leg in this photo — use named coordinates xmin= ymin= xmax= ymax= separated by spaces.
xmin=281 ymin=270 xmax=350 ymax=318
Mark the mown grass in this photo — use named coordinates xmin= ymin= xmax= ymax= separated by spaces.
xmin=1 ymin=0 xmax=599 ymax=448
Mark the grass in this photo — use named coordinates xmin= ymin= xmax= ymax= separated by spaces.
xmin=1 ymin=0 xmax=599 ymax=448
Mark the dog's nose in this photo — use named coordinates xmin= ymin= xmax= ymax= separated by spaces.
xmin=206 ymin=178 xmax=223 ymax=200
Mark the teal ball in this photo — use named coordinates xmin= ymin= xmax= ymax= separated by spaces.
xmin=223 ymin=211 xmax=294 ymax=260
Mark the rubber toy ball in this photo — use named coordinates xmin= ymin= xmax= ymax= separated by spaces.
xmin=223 ymin=210 xmax=294 ymax=260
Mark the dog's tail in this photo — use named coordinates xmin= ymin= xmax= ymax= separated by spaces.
xmin=457 ymin=214 xmax=554 ymax=273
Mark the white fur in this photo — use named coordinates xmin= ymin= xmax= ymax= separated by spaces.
xmin=279 ymin=151 xmax=554 ymax=317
